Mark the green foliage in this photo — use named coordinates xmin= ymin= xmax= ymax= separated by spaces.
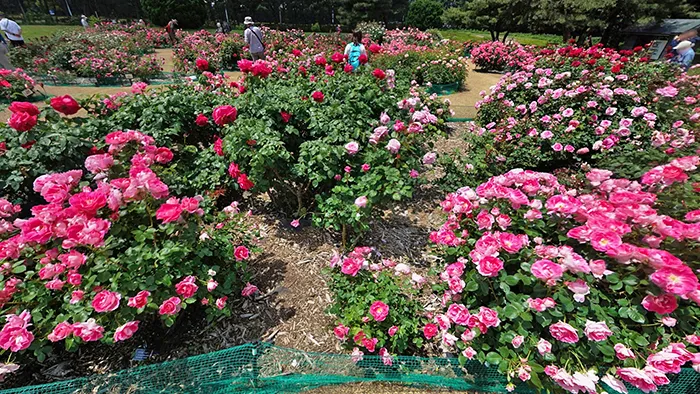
xmin=441 ymin=8 xmax=469 ymax=29
xmin=327 ymin=249 xmax=426 ymax=354
xmin=311 ymin=23 xmax=322 ymax=32
xmin=405 ymin=0 xmax=444 ymax=30
xmin=141 ymin=0 xmax=207 ymax=29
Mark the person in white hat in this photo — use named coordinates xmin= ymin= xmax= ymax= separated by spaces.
xmin=243 ymin=16 xmax=265 ymax=61
xmin=80 ymin=15 xmax=89 ymax=29
xmin=670 ymin=40 xmax=696 ymax=71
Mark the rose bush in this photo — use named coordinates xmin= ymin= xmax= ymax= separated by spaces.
xmin=454 ymin=44 xmax=698 ymax=188
xmin=226 ymin=61 xmax=450 ymax=241
xmin=0 ymin=69 xmax=37 ymax=102
xmin=425 ymin=158 xmax=700 ymax=393
xmin=0 ymin=129 xmax=259 ymax=370
xmin=470 ymin=41 xmax=536 ymax=72
xmin=328 ymin=247 xmax=427 ymax=358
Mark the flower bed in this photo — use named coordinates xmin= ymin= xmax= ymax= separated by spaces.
xmin=0 ymin=69 xmax=37 ymax=102
xmin=454 ymin=44 xmax=699 ymax=188
xmin=470 ymin=41 xmax=536 ymax=72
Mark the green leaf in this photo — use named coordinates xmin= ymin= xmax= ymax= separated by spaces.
xmin=485 ymin=351 xmax=501 ymax=365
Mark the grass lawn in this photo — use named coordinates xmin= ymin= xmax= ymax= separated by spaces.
xmin=439 ymin=29 xmax=562 ymax=46
xmin=20 ymin=24 xmax=80 ymax=41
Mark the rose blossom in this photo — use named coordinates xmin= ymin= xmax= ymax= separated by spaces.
xmin=127 ymin=290 xmax=151 ymax=308
xmin=113 ymin=321 xmax=139 ymax=342
xmin=158 ymin=297 xmax=182 ymax=315
xmin=584 ymin=320 xmax=613 ymax=342
xmin=369 ymin=301 xmax=389 ymax=322
xmin=91 ymin=290 xmax=121 ymax=313
xmin=549 ymin=321 xmax=579 ymax=343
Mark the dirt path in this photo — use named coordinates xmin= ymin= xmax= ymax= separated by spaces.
xmin=443 ymin=65 xmax=502 ymax=119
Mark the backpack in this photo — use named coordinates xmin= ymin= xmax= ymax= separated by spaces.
xmin=348 ymin=43 xmax=362 ymax=70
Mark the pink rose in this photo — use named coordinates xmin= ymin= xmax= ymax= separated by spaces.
xmin=91 ymin=290 xmax=121 ymax=313
xmin=334 ymin=324 xmax=349 ymax=340
xmin=476 ymin=210 xmax=494 ymax=230
xmin=362 ymin=337 xmax=378 ymax=352
xmin=127 ymin=290 xmax=151 ymax=309
xmin=158 ymin=297 xmax=182 ymax=315
xmin=476 ymin=256 xmax=504 ymax=277
xmin=614 ymin=343 xmax=636 ymax=360
xmin=215 ymin=296 xmax=227 ymax=309
xmin=175 ymin=276 xmax=199 ymax=299
xmin=113 ymin=321 xmax=139 ymax=342
xmin=156 ymin=198 xmax=183 ymax=223
xmin=642 ymin=294 xmax=678 ymax=314
xmin=369 ymin=301 xmax=389 ymax=322
xmin=388 ymin=326 xmax=398 ymax=336
xmin=446 ymin=303 xmax=470 ymax=325
xmin=354 ymin=196 xmax=368 ymax=208
xmin=478 ymin=306 xmax=500 ymax=328
xmin=386 ymin=139 xmax=401 ymax=154
xmin=47 ymin=321 xmax=73 ymax=342
xmin=70 ymin=290 xmax=84 ymax=304
xmin=530 ymin=259 xmax=564 ymax=284
xmin=241 ymin=282 xmax=258 ymax=297
xmin=234 ymin=245 xmax=250 ymax=261
xmin=512 ymin=335 xmax=524 ymax=348
xmin=341 ymin=257 xmax=363 ymax=276
xmin=344 ymin=141 xmax=359 ymax=155
xmin=584 ymin=320 xmax=613 ymax=342
xmin=537 ymin=339 xmax=552 ymax=355
xmin=617 ymin=368 xmax=657 ymax=392
xmin=549 ymin=321 xmax=579 ymax=343
xmin=462 ymin=347 xmax=476 ymax=359
xmin=72 ymin=319 xmax=104 ymax=342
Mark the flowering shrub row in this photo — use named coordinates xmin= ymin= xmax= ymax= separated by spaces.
xmin=470 ymin=41 xmax=536 ymax=72
xmin=0 ymin=124 xmax=260 ymax=376
xmin=452 ymin=44 xmax=698 ymax=189
xmin=330 ymin=154 xmax=700 ymax=392
xmin=0 ymin=69 xmax=37 ymax=101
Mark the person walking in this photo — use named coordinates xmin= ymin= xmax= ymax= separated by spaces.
xmin=670 ymin=40 xmax=696 ymax=71
xmin=0 ymin=33 xmax=14 ymax=70
xmin=0 ymin=15 xmax=24 ymax=47
xmin=344 ymin=31 xmax=367 ymax=71
xmin=80 ymin=15 xmax=89 ymax=29
xmin=165 ymin=19 xmax=178 ymax=46
xmin=244 ymin=16 xmax=265 ymax=61
xmin=216 ymin=21 xmax=223 ymax=34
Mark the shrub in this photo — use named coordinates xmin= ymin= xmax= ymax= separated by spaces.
xmin=141 ymin=0 xmax=207 ymax=29
xmin=328 ymin=247 xmax=427 ymax=357
xmin=427 ymin=161 xmax=700 ymax=393
xmin=311 ymin=23 xmax=321 ymax=33
xmin=220 ymin=36 xmax=248 ymax=69
xmin=0 ymin=130 xmax=259 ymax=367
xmin=441 ymin=7 xmax=469 ymax=29
xmin=0 ymin=69 xmax=37 ymax=101
xmin=356 ymin=21 xmax=386 ymax=43
xmin=470 ymin=41 xmax=536 ymax=72
xmin=462 ymin=44 xmax=697 ymax=185
xmin=229 ymin=62 xmax=449 ymax=241
xmin=406 ymin=0 xmax=444 ymax=31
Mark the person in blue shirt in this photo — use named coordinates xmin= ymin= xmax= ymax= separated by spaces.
xmin=670 ymin=40 xmax=696 ymax=71
xmin=344 ymin=31 xmax=367 ymax=71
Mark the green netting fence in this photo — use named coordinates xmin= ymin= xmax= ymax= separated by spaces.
xmin=1 ymin=342 xmax=699 ymax=394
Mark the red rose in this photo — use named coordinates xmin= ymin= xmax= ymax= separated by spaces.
xmin=291 ymin=49 xmax=302 ymax=56
xmin=228 ymin=162 xmax=240 ymax=178
xmin=8 ymin=111 xmax=37 ymax=132
xmin=344 ymin=64 xmax=354 ymax=73
xmin=212 ymin=105 xmax=238 ymax=126
xmin=359 ymin=53 xmax=368 ymax=64
xmin=175 ymin=276 xmax=198 ymax=299
xmin=213 ymin=137 xmax=224 ymax=156
xmin=195 ymin=58 xmax=209 ymax=71
xmin=280 ymin=111 xmax=292 ymax=123
xmin=423 ymin=323 xmax=438 ymax=339
xmin=372 ymin=69 xmax=386 ymax=80
xmin=9 ymin=101 xmax=39 ymax=116
xmin=571 ymin=60 xmax=581 ymax=67
xmin=21 ymin=140 xmax=35 ymax=149
xmin=237 ymin=59 xmax=253 ymax=72
xmin=195 ymin=114 xmax=209 ymax=126
xmin=311 ymin=91 xmax=324 ymax=103
xmin=155 ymin=147 xmax=173 ymax=163
xmin=314 ymin=56 xmax=327 ymax=66
xmin=330 ymin=52 xmax=344 ymax=63
xmin=237 ymin=173 xmax=254 ymax=190
xmin=368 ymin=43 xmax=382 ymax=54
xmin=234 ymin=245 xmax=250 ymax=261
xmin=0 ymin=141 xmax=6 ymax=154
xmin=50 ymin=95 xmax=81 ymax=115
xmin=611 ymin=63 xmax=622 ymax=73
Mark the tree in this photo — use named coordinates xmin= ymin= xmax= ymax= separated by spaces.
xmin=406 ymin=0 xmax=444 ymax=30
xmin=141 ymin=0 xmax=207 ymax=28
xmin=441 ymin=7 xmax=469 ymax=29
xmin=464 ymin=0 xmax=532 ymax=41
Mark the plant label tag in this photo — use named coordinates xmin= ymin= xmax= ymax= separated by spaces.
xmin=125 ymin=74 xmax=134 ymax=79
xmin=22 ymin=89 xmax=33 ymax=97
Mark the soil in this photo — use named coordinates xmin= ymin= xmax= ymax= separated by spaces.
xmin=1 ymin=47 xmax=498 ymax=393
